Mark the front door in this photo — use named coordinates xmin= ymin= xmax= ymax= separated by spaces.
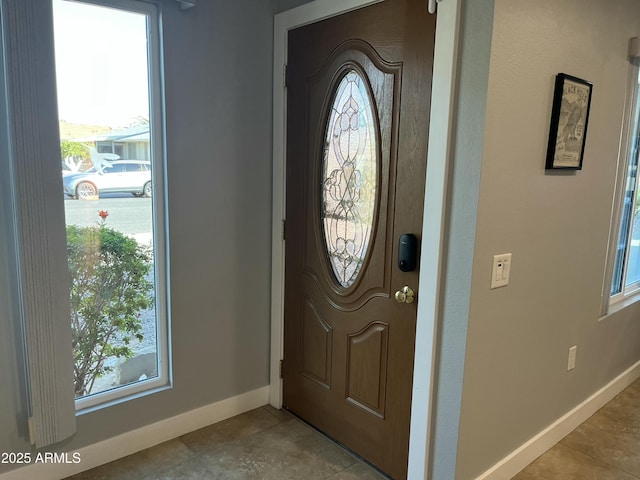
xmin=283 ymin=1 xmax=435 ymax=477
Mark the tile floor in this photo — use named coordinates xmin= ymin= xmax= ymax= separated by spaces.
xmin=65 ymin=405 xmax=387 ymax=480
xmin=514 ymin=378 xmax=640 ymax=480
xmin=66 ymin=378 xmax=640 ymax=480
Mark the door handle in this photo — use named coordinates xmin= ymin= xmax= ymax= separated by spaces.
xmin=394 ymin=286 xmax=415 ymax=304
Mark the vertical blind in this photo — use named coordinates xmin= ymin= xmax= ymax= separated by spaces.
xmin=1 ymin=0 xmax=76 ymax=448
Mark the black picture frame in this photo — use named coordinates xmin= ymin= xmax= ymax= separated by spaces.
xmin=545 ymin=73 xmax=593 ymax=170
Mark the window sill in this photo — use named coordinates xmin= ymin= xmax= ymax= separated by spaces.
xmin=601 ymin=291 xmax=640 ymax=320
xmin=76 ymin=379 xmax=171 ymax=415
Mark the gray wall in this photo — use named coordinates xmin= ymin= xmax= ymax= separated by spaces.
xmin=70 ymin=0 xmax=277 ymax=447
xmin=0 ymin=0 xmax=286 ymax=469
xmin=272 ymin=0 xmax=311 ymax=14
xmin=455 ymin=1 xmax=640 ymax=478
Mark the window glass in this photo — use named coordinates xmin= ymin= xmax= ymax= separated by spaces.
xmin=108 ymin=163 xmax=126 ymax=173
xmin=53 ymin=0 xmax=167 ymax=406
xmin=611 ymin=69 xmax=640 ymax=299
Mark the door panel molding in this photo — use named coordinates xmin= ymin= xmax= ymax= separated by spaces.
xmin=346 ymin=321 xmax=389 ymax=418
xmin=300 ymin=297 xmax=333 ymax=388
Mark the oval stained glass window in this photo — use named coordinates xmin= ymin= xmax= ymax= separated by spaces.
xmin=322 ymin=69 xmax=378 ymax=288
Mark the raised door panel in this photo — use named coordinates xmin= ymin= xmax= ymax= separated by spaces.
xmin=301 ymin=298 xmax=333 ymax=388
xmin=346 ymin=322 xmax=389 ymax=418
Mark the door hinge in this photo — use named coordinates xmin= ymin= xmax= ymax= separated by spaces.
xmin=282 ymin=219 xmax=286 ymax=240
xmin=284 ymin=64 xmax=290 ymax=88
xmin=28 ymin=416 xmax=36 ymax=445
xmin=280 ymin=359 xmax=284 ymax=378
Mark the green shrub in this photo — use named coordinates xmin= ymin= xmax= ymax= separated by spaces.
xmin=67 ymin=217 xmax=153 ymax=397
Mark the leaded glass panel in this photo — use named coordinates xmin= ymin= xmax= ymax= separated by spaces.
xmin=322 ymin=69 xmax=377 ymax=288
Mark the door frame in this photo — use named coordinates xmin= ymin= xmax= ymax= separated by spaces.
xmin=270 ymin=0 xmax=461 ymax=477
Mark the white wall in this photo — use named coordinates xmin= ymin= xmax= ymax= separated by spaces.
xmin=456 ymin=1 xmax=640 ymax=478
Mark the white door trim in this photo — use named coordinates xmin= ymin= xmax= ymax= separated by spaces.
xmin=270 ymin=1 xmax=461 ymax=478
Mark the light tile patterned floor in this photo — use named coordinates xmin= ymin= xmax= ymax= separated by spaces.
xmin=514 ymin=378 xmax=640 ymax=479
xmin=65 ymin=405 xmax=388 ymax=480
xmin=65 ymin=378 xmax=640 ymax=479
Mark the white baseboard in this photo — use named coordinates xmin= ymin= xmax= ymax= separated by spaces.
xmin=475 ymin=360 xmax=640 ymax=480
xmin=0 ymin=386 xmax=270 ymax=480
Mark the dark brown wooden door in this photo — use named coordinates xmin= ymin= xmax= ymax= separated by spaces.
xmin=283 ymin=1 xmax=435 ymax=478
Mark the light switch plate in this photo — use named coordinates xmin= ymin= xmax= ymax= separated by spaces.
xmin=491 ymin=253 xmax=512 ymax=289
xmin=568 ymin=345 xmax=577 ymax=371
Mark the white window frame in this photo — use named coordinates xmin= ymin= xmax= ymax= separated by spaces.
xmin=603 ymin=50 xmax=640 ymax=314
xmin=62 ymin=0 xmax=171 ymax=412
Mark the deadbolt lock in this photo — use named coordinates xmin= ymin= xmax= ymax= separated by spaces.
xmin=394 ymin=285 xmax=415 ymax=304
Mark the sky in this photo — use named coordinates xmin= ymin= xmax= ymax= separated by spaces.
xmin=52 ymin=0 xmax=150 ymax=128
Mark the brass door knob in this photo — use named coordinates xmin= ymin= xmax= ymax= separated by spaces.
xmin=394 ymin=286 xmax=415 ymax=304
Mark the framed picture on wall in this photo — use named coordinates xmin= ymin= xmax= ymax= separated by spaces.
xmin=545 ymin=73 xmax=593 ymax=170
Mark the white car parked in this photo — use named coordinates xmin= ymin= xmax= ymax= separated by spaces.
xmin=63 ymin=160 xmax=152 ymax=199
